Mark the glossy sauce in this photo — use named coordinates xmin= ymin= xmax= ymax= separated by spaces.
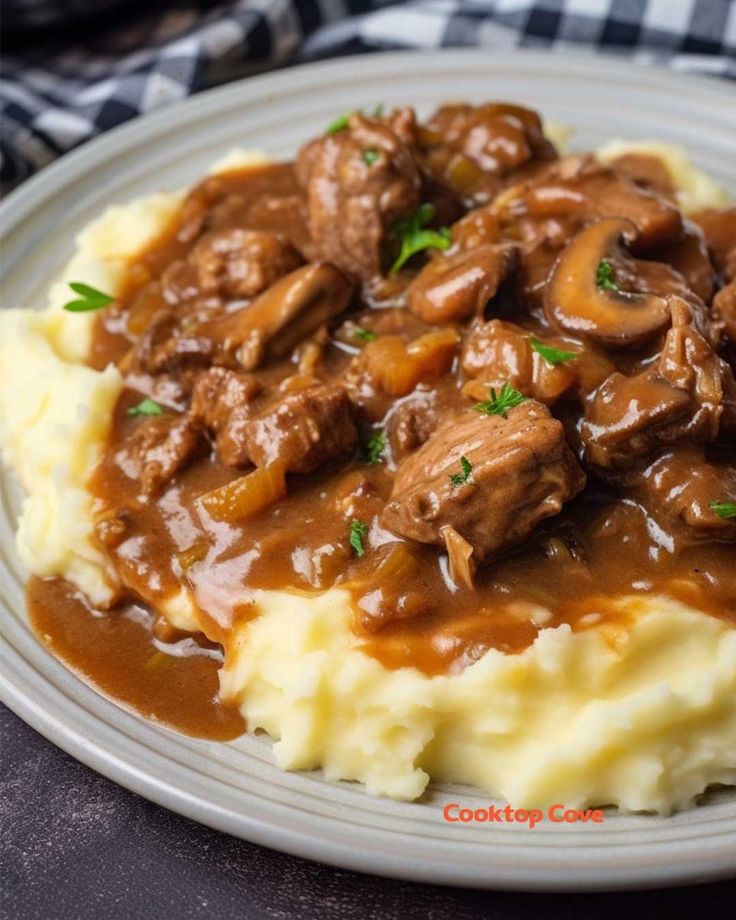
xmin=28 ymin=576 xmax=244 ymax=739
xmin=28 ymin=153 xmax=736 ymax=730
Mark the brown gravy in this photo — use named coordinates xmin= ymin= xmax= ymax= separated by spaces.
xmin=25 ymin=116 xmax=736 ymax=727
xmin=27 ymin=576 xmax=244 ymax=739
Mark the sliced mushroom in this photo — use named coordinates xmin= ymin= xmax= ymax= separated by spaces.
xmin=545 ymin=218 xmax=670 ymax=348
xmin=406 ymin=243 xmax=518 ymax=324
xmin=199 ymin=263 xmax=353 ymax=370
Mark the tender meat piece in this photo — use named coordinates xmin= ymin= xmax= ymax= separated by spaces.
xmin=582 ymin=370 xmax=703 ymax=470
xmin=188 ymin=228 xmax=303 ymax=300
xmin=636 ymin=448 xmax=736 ymax=542
xmin=495 ymin=156 xmax=682 ymax=252
xmin=406 ymin=244 xmax=517 ymax=324
xmin=712 ymin=280 xmax=736 ymax=345
xmin=133 ymin=264 xmax=352 ymax=376
xmin=382 ymin=402 xmax=585 ymax=563
xmin=418 ymin=103 xmax=556 ymax=205
xmin=659 ymin=296 xmax=730 ymax=411
xmin=243 ymin=384 xmax=358 ymax=474
xmin=653 ymin=223 xmax=715 ymax=305
xmin=123 ymin=310 xmax=214 ymax=378
xmin=190 ymin=367 xmax=262 ymax=467
xmin=691 ymin=207 xmax=736 ymax=281
xmin=384 ymin=390 xmax=439 ymax=461
xmin=581 ymin=297 xmax=731 ymax=468
xmin=461 ymin=319 xmax=613 ymax=404
xmin=120 ymin=414 xmax=204 ymax=496
xmin=296 ymin=112 xmax=421 ymax=281
xmin=425 ymin=103 xmax=556 ymax=176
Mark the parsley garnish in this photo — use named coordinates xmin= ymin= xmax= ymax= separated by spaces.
xmin=127 ymin=397 xmax=163 ymax=417
xmin=326 ymin=104 xmax=385 ymax=135
xmin=362 ymin=148 xmax=379 ymax=166
xmin=449 ymin=455 xmax=473 ymax=487
xmin=596 ymin=259 xmax=618 ymax=291
xmin=326 ymin=113 xmax=351 ymax=135
xmin=354 ymin=327 xmax=377 ymax=342
xmin=365 ymin=432 xmax=386 ymax=465
xmin=389 ymin=203 xmax=451 ymax=274
xmin=710 ymin=500 xmax=736 ymax=519
xmin=531 ymin=338 xmax=577 ymax=366
xmin=349 ymin=519 xmax=368 ymax=557
xmin=473 ymin=382 xmax=527 ymax=418
xmin=63 ymin=282 xmax=115 ymax=312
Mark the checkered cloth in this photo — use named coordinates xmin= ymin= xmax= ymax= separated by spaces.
xmin=2 ymin=0 xmax=734 ymax=193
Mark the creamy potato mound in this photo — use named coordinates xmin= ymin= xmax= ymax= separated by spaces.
xmin=1 ymin=145 xmax=734 ymax=812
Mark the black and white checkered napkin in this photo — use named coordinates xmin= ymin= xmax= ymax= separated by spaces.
xmin=2 ymin=0 xmax=734 ymax=193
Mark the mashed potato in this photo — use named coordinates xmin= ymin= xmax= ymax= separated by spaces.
xmin=221 ymin=590 xmax=736 ymax=810
xmin=1 ymin=144 xmax=734 ymax=813
xmin=0 ymin=190 xmax=184 ymax=606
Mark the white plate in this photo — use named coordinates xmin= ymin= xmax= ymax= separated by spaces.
xmin=1 ymin=50 xmax=735 ymax=892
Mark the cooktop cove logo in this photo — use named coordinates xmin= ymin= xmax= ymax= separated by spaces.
xmin=443 ymin=803 xmax=605 ymax=828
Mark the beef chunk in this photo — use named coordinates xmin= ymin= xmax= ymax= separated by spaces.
xmin=653 ymin=223 xmax=715 ymax=305
xmin=244 ymin=384 xmax=358 ymax=474
xmin=120 ymin=414 xmax=204 ymax=496
xmin=189 ymin=228 xmax=302 ymax=300
xmin=425 ymin=103 xmax=556 ymax=177
xmin=713 ymin=280 xmax=736 ymax=345
xmin=581 ymin=298 xmax=731 ymax=468
xmin=190 ymin=367 xmax=262 ymax=467
xmin=581 ymin=369 xmax=694 ymax=469
xmin=384 ymin=390 xmax=439 ymax=461
xmin=381 ymin=401 xmax=585 ymax=562
xmin=296 ymin=111 xmax=421 ymax=281
xmin=691 ymin=207 xmax=736 ymax=281
xmin=636 ymin=449 xmax=736 ymax=541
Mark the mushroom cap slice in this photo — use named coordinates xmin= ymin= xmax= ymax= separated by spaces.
xmin=545 ymin=218 xmax=671 ymax=348
xmin=200 ymin=262 xmax=354 ymax=369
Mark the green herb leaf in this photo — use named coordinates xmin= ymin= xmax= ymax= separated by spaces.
xmin=365 ymin=432 xmax=386 ymax=465
xmin=326 ymin=112 xmax=351 ymax=135
xmin=531 ymin=337 xmax=578 ymax=366
xmin=326 ymin=104 xmax=384 ymax=136
xmin=63 ymin=281 xmax=115 ymax=312
xmin=473 ymin=382 xmax=528 ymax=418
xmin=710 ymin=500 xmax=736 ymax=519
xmin=349 ymin=519 xmax=369 ymax=557
xmin=353 ymin=326 xmax=377 ymax=342
xmin=389 ymin=203 xmax=452 ymax=274
xmin=127 ymin=397 xmax=163 ymax=417
xmin=362 ymin=148 xmax=379 ymax=166
xmin=449 ymin=455 xmax=473 ymax=487
xmin=596 ymin=259 xmax=618 ymax=291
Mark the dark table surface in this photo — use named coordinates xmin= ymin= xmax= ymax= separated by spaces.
xmin=1 ymin=704 xmax=733 ymax=920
